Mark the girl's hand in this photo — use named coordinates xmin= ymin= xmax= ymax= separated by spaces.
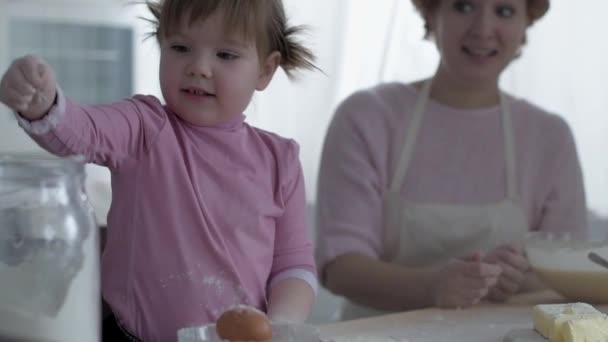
xmin=0 ymin=54 xmax=57 ymax=120
xmin=431 ymin=252 xmax=502 ymax=308
xmin=484 ymin=244 xmax=530 ymax=302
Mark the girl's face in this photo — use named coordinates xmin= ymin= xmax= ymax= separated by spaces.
xmin=429 ymin=0 xmax=529 ymax=86
xmin=159 ymin=11 xmax=280 ymax=126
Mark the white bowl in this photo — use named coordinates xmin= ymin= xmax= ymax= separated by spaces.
xmin=525 ymin=231 xmax=608 ymax=303
xmin=177 ymin=322 xmax=320 ymax=342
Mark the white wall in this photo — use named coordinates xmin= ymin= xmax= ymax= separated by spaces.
xmin=501 ymin=1 xmax=608 ymax=217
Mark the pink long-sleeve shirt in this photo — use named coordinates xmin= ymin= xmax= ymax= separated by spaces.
xmin=316 ymin=82 xmax=587 ymax=273
xmin=19 ymin=91 xmax=317 ymax=342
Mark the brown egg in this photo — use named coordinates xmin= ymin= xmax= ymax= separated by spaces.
xmin=216 ymin=306 xmax=273 ymax=342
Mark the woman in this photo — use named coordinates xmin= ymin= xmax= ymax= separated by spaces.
xmin=315 ymin=0 xmax=587 ymax=320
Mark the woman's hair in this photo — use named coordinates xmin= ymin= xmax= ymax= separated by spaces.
xmin=144 ymin=0 xmax=317 ymax=78
xmin=412 ymin=0 xmax=550 ymax=38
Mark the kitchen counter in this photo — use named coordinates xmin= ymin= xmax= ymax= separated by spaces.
xmin=318 ymin=290 xmax=608 ymax=341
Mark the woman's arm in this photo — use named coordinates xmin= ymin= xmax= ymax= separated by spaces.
xmin=325 ymin=252 xmax=502 ymax=311
xmin=324 ymin=253 xmax=435 ymax=311
xmin=536 ymin=118 xmax=588 ymax=235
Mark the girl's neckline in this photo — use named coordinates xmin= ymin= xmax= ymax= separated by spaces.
xmin=173 ymin=111 xmax=246 ymax=131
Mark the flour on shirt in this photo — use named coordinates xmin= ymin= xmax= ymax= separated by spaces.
xmin=157 ymin=267 xmax=252 ymax=317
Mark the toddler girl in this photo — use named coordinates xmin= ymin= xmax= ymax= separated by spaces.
xmin=0 ymin=0 xmax=318 ymax=341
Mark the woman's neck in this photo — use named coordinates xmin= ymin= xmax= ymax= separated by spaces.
xmin=428 ymin=68 xmax=501 ymax=109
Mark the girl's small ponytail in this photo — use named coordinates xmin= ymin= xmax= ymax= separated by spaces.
xmin=275 ymin=25 xmax=319 ymax=79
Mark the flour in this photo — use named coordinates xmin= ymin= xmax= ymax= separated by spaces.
xmin=325 ymin=337 xmax=408 ymax=342
xmin=223 ymin=304 xmax=265 ymax=316
xmin=177 ymin=322 xmax=320 ymax=342
xmin=0 ymin=225 xmax=99 ymax=341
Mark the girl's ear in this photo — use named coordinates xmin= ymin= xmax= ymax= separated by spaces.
xmin=256 ymin=51 xmax=281 ymax=91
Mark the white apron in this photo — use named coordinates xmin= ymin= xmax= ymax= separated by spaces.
xmin=340 ymin=79 xmax=529 ymax=320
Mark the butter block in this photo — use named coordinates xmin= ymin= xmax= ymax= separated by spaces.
xmin=533 ymin=303 xmax=606 ymax=341
xmin=562 ymin=315 xmax=608 ymax=342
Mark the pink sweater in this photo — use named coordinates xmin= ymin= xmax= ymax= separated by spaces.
xmin=20 ymin=91 xmax=316 ymax=342
xmin=316 ymin=82 xmax=587 ymax=272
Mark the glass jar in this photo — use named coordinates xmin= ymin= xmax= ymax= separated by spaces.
xmin=0 ymin=154 xmax=100 ymax=342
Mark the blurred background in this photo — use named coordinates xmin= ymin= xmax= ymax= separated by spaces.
xmin=1 ymin=0 xmax=607 ymax=324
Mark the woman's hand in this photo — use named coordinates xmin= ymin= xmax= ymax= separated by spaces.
xmin=431 ymin=252 xmax=502 ymax=308
xmin=483 ymin=244 xmax=530 ymax=302
xmin=0 ymin=54 xmax=57 ymax=120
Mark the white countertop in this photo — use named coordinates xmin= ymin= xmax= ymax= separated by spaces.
xmin=318 ymin=291 xmax=608 ymax=342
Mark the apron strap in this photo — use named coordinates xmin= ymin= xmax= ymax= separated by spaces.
xmin=500 ymin=93 xmax=518 ymax=199
xmin=389 ymin=79 xmax=432 ymax=191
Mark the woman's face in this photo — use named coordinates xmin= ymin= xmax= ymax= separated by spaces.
xmin=428 ymin=0 xmax=529 ymax=86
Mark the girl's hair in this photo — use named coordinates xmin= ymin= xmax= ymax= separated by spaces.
xmin=144 ymin=0 xmax=317 ymax=78
xmin=412 ymin=0 xmax=550 ymax=38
